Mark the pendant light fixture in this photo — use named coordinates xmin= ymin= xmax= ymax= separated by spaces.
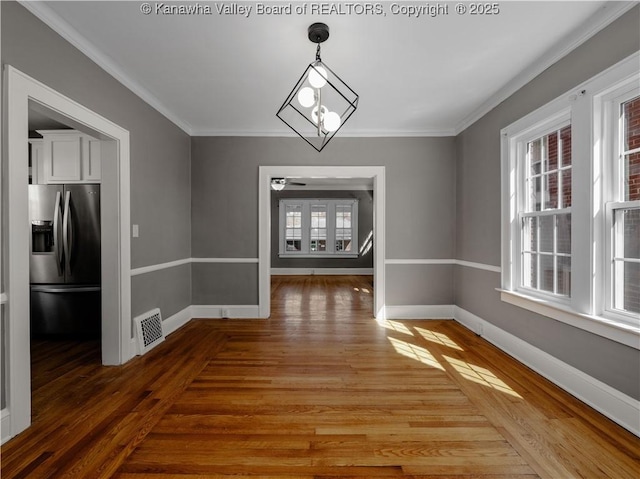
xmin=276 ymin=23 xmax=359 ymax=152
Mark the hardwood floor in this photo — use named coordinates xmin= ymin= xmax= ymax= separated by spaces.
xmin=2 ymin=275 xmax=638 ymax=478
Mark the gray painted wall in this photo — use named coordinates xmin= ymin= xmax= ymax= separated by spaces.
xmin=455 ymin=6 xmax=640 ymax=399
xmin=191 ymin=136 xmax=457 ymax=305
xmin=2 ymin=0 xmax=636 ymax=411
xmin=1 ymin=2 xmax=192 ymax=320
xmin=271 ymin=190 xmax=374 ymax=270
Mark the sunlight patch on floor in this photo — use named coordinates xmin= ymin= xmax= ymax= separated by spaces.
xmin=443 ymin=355 xmax=522 ymax=398
xmin=388 ymin=337 xmax=444 ymax=370
xmin=353 ymin=287 xmax=371 ymax=294
xmin=376 ymin=319 xmax=414 ymax=336
xmin=415 ymin=327 xmax=464 ymax=351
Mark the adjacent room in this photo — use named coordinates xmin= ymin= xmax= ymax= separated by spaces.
xmin=1 ymin=1 xmax=639 ymax=477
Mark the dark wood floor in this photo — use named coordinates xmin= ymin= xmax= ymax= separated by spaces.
xmin=2 ymin=275 xmax=639 ymax=478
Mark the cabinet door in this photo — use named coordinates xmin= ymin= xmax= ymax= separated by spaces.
xmin=82 ymin=136 xmax=101 ymax=182
xmin=29 ymin=140 xmax=45 ymax=184
xmin=45 ymin=135 xmax=82 ymax=183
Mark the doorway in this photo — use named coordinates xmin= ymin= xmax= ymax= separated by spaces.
xmin=27 ymin=108 xmax=104 ymax=421
xmin=3 ymin=66 xmax=132 ymax=441
xmin=258 ymin=166 xmax=386 ymax=320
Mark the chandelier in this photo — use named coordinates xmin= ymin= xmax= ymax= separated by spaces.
xmin=276 ymin=23 xmax=359 ymax=152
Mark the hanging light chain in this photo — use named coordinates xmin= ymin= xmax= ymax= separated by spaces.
xmin=316 ymin=43 xmax=322 ymax=62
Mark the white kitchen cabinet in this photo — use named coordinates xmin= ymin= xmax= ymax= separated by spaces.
xmin=82 ymin=136 xmax=102 ymax=182
xmin=37 ymin=130 xmax=101 ymax=184
xmin=28 ymin=139 xmax=45 ymax=184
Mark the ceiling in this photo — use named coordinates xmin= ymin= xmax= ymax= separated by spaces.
xmin=22 ymin=1 xmax=634 ymax=137
xmin=28 ymin=108 xmax=71 ymax=132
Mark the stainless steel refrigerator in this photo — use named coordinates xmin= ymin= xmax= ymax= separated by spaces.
xmin=29 ymin=184 xmax=101 ymax=337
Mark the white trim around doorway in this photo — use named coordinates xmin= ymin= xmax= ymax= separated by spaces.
xmin=258 ymin=166 xmax=386 ymax=319
xmin=3 ymin=65 xmax=131 ymax=441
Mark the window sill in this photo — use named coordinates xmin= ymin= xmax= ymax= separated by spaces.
xmin=279 ymin=254 xmax=359 ymax=259
xmin=499 ymin=289 xmax=640 ymax=350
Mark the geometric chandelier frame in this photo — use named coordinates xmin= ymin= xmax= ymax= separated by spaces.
xmin=276 ymin=23 xmax=359 ymax=152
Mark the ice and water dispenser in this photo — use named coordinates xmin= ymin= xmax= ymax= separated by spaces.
xmin=31 ymin=220 xmax=54 ymax=253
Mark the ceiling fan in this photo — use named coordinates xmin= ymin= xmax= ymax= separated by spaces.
xmin=271 ymin=177 xmax=307 ymax=191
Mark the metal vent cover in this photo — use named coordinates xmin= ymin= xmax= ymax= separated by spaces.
xmin=134 ymin=308 xmax=165 ymax=355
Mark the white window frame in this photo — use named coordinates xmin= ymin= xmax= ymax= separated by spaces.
xmin=279 ymin=198 xmax=359 ymax=258
xmin=601 ymin=83 xmax=640 ymax=326
xmin=501 ymin=52 xmax=640 ymax=350
xmin=515 ymin=114 xmax=573 ymax=303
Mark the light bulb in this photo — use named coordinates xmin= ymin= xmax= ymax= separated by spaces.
xmin=309 ymin=65 xmax=328 ymax=88
xmin=323 ymin=111 xmax=341 ymax=132
xmin=297 ymin=87 xmax=315 ymax=108
xmin=311 ymin=105 xmax=328 ymax=124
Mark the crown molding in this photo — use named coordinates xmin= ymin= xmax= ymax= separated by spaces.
xmin=189 ymin=128 xmax=457 ymax=137
xmin=19 ymin=1 xmax=636 ymax=139
xmin=454 ymin=1 xmax=638 ymax=135
xmin=18 ymin=0 xmax=194 ymax=135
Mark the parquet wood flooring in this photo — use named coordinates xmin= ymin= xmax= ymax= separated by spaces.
xmin=1 ymin=275 xmax=638 ymax=478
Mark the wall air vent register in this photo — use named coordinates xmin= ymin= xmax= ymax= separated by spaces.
xmin=134 ymin=308 xmax=165 ymax=355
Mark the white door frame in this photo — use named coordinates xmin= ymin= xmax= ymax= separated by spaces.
xmin=3 ymin=65 xmax=131 ymax=440
xmin=258 ymin=166 xmax=386 ymax=319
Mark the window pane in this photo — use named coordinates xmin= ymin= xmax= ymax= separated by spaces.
xmin=560 ymin=126 xmax=572 ymax=167
xmin=539 ymin=216 xmax=554 ymax=253
xmin=623 ymin=96 xmax=640 ymax=153
xmin=310 ymin=205 xmax=327 ymax=252
xmin=286 ymin=205 xmax=302 ymax=221
xmin=526 ymin=126 xmax=571 ymax=213
xmin=522 ymin=253 xmax=537 ymax=289
xmin=548 ymin=131 xmax=558 ymax=171
xmin=540 ymin=255 xmax=555 ymax=293
xmin=335 ymin=239 xmax=352 ymax=252
xmin=561 ymin=169 xmax=572 ymax=208
xmin=528 ymin=139 xmax=542 ymax=176
xmin=612 ymin=208 xmax=639 ymax=315
xmin=335 ymin=205 xmax=353 ymax=253
xmin=285 ymin=204 xmax=302 ymax=251
xmin=557 ymin=214 xmax=571 ymax=255
xmin=310 ymin=239 xmax=326 ymax=252
xmin=623 ymin=96 xmax=640 ymax=201
xmin=286 ymin=240 xmax=301 ymax=251
xmin=624 ymin=152 xmax=640 ymax=201
xmin=544 ymin=173 xmax=558 ymax=210
xmin=556 ymin=256 xmax=571 ymax=296
xmin=528 ymin=176 xmax=542 ymax=211
xmin=522 ymin=217 xmax=537 ymax=252
xmin=623 ymin=262 xmax=640 ymax=314
xmin=615 ymin=261 xmax=640 ymax=315
xmin=622 ymin=209 xmax=640 ymax=260
xmin=311 ymin=206 xmax=326 ymax=228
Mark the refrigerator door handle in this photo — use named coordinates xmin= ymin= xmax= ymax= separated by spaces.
xmin=53 ymin=191 xmax=64 ymax=276
xmin=63 ymin=190 xmax=73 ymax=275
xmin=30 ymin=285 xmax=101 ymax=293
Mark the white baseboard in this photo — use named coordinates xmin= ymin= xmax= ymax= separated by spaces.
xmin=384 ymin=304 xmax=454 ymax=320
xmin=271 ymin=268 xmax=373 ymax=276
xmin=1 ymin=408 xmax=11 ymax=445
xmin=454 ymin=306 xmax=640 ymax=437
xmin=191 ymin=305 xmax=261 ymax=319
xmin=163 ymin=306 xmax=192 ymax=336
xmin=129 ymin=304 xmax=261 ymax=357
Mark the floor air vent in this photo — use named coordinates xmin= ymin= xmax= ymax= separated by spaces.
xmin=134 ymin=308 xmax=165 ymax=355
